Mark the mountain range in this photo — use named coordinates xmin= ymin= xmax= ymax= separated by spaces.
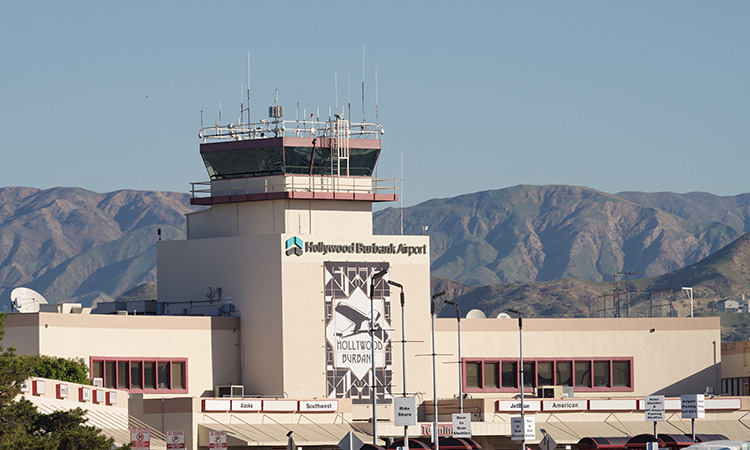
xmin=1 ymin=184 xmax=749 ymax=314
xmin=374 ymin=185 xmax=748 ymax=285
xmin=0 ymin=187 xmax=198 ymax=309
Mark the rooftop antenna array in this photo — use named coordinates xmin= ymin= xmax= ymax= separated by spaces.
xmin=198 ymin=54 xmax=385 ymax=152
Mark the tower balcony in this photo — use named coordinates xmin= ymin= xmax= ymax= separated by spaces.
xmin=190 ymin=175 xmax=398 ymax=205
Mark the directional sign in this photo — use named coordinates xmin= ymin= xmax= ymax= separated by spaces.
xmin=681 ymin=394 xmax=705 ymax=419
xmin=395 ymin=397 xmax=417 ymax=426
xmin=338 ymin=431 xmax=365 ymax=450
xmin=511 ymin=416 xmax=535 ymax=441
xmin=645 ymin=395 xmax=665 ymax=422
xmin=452 ymin=413 xmax=472 ymax=438
xmin=541 ymin=432 xmax=557 ymax=450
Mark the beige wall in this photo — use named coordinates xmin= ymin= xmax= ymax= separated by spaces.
xmin=158 ymin=235 xmax=285 ymax=396
xmin=431 ymin=316 xmax=721 ymax=399
xmin=187 ymin=198 xmax=373 ymax=239
xmin=278 ymin=233 xmax=432 ymax=400
xmin=3 ymin=313 xmax=239 ymax=398
xmin=722 ymin=341 xmax=750 ymax=378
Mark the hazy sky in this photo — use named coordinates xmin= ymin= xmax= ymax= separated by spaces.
xmin=1 ymin=1 xmax=748 ymax=207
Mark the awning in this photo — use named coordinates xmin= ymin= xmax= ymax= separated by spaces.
xmin=577 ymin=436 xmax=629 ymax=450
xmin=694 ymin=435 xmax=730 ymax=443
xmin=388 ymin=439 xmax=432 ymax=449
xmin=538 ymin=420 xmax=750 ymax=445
xmin=199 ymin=422 xmax=372 ymax=447
xmin=438 ymin=438 xmax=474 ymax=450
xmin=659 ymin=434 xmax=696 ymax=449
xmin=462 ymin=438 xmax=482 ymax=449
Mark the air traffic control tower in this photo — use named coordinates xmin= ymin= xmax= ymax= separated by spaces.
xmin=157 ymin=102 xmax=432 ymax=412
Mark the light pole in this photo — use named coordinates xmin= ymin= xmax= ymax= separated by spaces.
xmin=431 ymin=291 xmax=446 ymax=450
xmin=370 ymin=268 xmax=388 ymax=446
xmin=445 ymin=300 xmax=463 ymax=413
xmin=508 ymin=309 xmax=525 ymax=450
xmin=388 ymin=279 xmax=409 ymax=449
xmin=682 ymin=287 xmax=694 ymax=318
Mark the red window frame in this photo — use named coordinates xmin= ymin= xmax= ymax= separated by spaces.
xmin=462 ymin=357 xmax=633 ymax=393
xmin=90 ymin=357 xmax=188 ymax=394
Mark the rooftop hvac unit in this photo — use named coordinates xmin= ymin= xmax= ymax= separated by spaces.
xmin=538 ymin=385 xmax=563 ymax=399
xmin=215 ymin=385 xmax=244 ymax=398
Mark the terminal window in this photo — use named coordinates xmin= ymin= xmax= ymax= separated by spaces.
xmin=463 ymin=358 xmax=632 ymax=393
xmin=91 ymin=358 xmax=187 ymax=394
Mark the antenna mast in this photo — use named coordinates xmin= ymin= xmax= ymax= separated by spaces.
xmin=335 ymin=71 xmax=339 ymax=116
xmin=247 ymin=52 xmax=253 ymax=123
xmin=348 ymin=64 xmax=351 ymax=123
xmin=375 ymin=67 xmax=379 ymax=125
xmin=361 ymin=45 xmax=366 ymax=123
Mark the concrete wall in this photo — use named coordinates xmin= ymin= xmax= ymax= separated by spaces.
xmin=158 ymin=235 xmax=284 ymax=396
xmin=186 ymin=198 xmax=372 ymax=239
xmin=3 ymin=313 xmax=239 ymax=398
xmin=432 ymin=316 xmax=721 ymax=399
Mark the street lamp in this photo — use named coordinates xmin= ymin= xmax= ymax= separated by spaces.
xmin=388 ymin=279 xmax=409 ymax=448
xmin=431 ymin=290 xmax=446 ymax=450
xmin=370 ymin=268 xmax=388 ymax=446
xmin=445 ymin=300 xmax=463 ymax=413
xmin=507 ymin=309 xmax=525 ymax=450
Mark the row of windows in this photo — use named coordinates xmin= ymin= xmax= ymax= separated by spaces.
xmin=202 ymin=146 xmax=380 ymax=179
xmin=721 ymin=377 xmax=748 ymax=396
xmin=91 ymin=358 xmax=187 ymax=393
xmin=464 ymin=358 xmax=633 ymax=392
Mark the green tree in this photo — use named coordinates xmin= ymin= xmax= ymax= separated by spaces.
xmin=24 ymin=354 xmax=91 ymax=385
xmin=0 ymin=313 xmax=131 ymax=449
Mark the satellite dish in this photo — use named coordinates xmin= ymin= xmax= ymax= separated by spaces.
xmin=10 ymin=287 xmax=48 ymax=313
xmin=466 ymin=309 xmax=487 ymax=319
xmin=496 ymin=312 xmax=512 ymax=319
xmin=205 ymin=286 xmax=215 ymax=299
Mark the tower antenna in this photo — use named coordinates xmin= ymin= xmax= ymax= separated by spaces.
xmin=335 ymin=71 xmax=339 ymax=116
xmin=375 ymin=66 xmax=379 ymax=125
xmin=348 ymin=64 xmax=351 ymax=123
xmin=247 ymin=52 xmax=253 ymax=123
xmin=361 ymin=44 xmax=366 ymax=123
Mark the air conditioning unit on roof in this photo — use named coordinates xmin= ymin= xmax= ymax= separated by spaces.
xmin=215 ymin=385 xmax=244 ymax=398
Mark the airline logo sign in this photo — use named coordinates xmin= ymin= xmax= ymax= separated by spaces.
xmin=681 ymin=394 xmax=705 ymax=419
xmin=497 ymin=400 xmax=542 ymax=412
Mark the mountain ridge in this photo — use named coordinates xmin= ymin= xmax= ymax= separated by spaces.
xmin=374 ymin=184 xmax=744 ymax=285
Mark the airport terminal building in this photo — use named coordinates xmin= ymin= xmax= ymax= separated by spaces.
xmin=4 ymin=113 xmax=747 ymax=449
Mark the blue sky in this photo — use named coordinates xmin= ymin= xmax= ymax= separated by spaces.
xmin=1 ymin=1 xmax=748 ymax=207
